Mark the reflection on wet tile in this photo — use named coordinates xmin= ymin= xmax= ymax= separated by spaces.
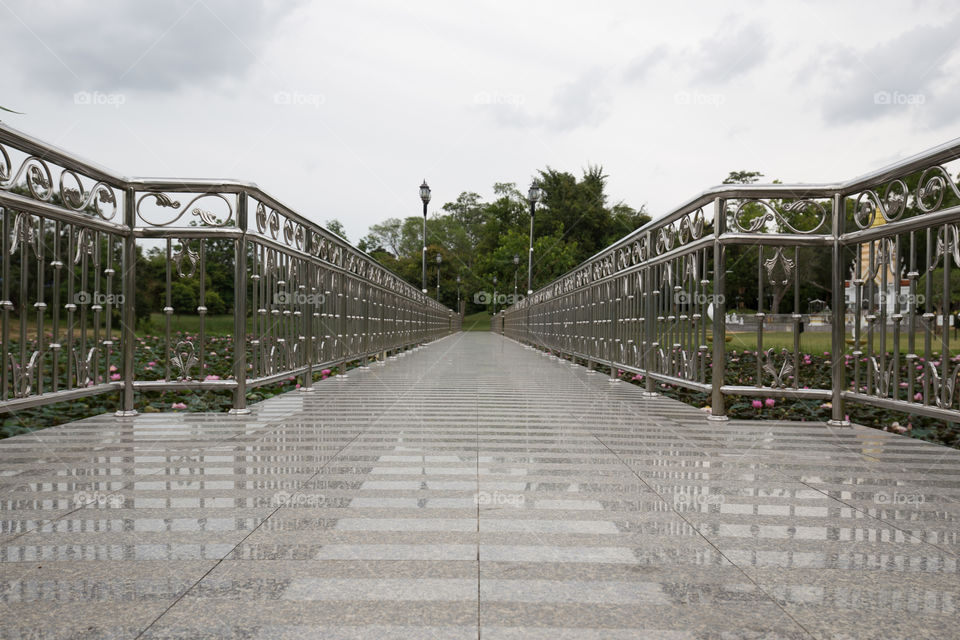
xmin=1 ymin=333 xmax=957 ymax=639
xmin=284 ymin=578 xmax=476 ymax=601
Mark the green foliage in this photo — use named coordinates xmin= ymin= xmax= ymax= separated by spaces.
xmin=357 ymin=167 xmax=649 ymax=313
xmin=919 ymin=267 xmax=960 ymax=312
xmin=722 ymin=170 xmax=763 ymax=184
xmin=324 ymin=218 xmax=348 ymax=241
xmin=170 ymin=281 xmax=198 ymax=313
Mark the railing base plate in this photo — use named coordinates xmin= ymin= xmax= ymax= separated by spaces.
xmin=706 ymin=414 xmax=729 ymax=422
xmin=114 ymin=410 xmax=138 ymax=418
xmin=228 ymin=408 xmax=252 ymax=415
xmin=826 ymin=419 xmax=851 ymax=427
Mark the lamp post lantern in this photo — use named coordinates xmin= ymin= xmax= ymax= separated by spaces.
xmin=527 ymin=181 xmax=540 ymax=295
xmin=436 ymin=253 xmax=442 ymax=301
xmin=420 ymin=180 xmax=431 ymax=294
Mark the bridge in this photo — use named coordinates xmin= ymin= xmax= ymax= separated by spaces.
xmin=0 ymin=124 xmax=958 ymax=638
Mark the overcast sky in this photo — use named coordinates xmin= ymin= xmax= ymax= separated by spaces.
xmin=3 ymin=0 xmax=959 ymax=242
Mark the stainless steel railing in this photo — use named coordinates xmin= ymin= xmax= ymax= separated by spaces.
xmin=0 ymin=123 xmax=459 ymax=416
xmin=502 ymin=139 xmax=960 ymax=426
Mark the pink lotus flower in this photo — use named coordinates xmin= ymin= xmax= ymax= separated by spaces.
xmin=913 ymin=392 xmax=923 ymax=402
xmin=147 ymin=361 xmax=157 ymax=367
xmin=751 ymin=400 xmax=762 ymax=409
xmin=764 ymin=398 xmax=775 ymax=408
xmin=204 ymin=374 xmax=220 ymax=381
xmin=171 ymin=402 xmax=188 ymax=410
xmin=109 ymin=365 xmax=118 ymax=372
xmin=110 ymin=373 xmax=121 ymax=381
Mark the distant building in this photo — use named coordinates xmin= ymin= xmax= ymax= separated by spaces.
xmin=843 ymin=210 xmax=911 ymax=318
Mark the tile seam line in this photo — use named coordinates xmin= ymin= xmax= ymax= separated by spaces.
xmin=585 ymin=429 xmax=818 ymax=639
xmin=513 ymin=335 xmax=960 ymax=559
xmin=502 ymin=336 xmax=816 ymax=637
xmin=0 ymin=378 xmax=365 ymax=546
xmin=132 ymin=333 xmax=469 ymax=638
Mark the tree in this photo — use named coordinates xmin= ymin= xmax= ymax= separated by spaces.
xmin=324 ymin=219 xmax=348 ymax=241
xmin=919 ymin=267 xmax=960 ymax=314
xmin=359 ymin=218 xmax=403 ymax=255
xmin=355 ymin=164 xmax=648 ymax=312
xmin=723 ymin=171 xmax=763 ymax=184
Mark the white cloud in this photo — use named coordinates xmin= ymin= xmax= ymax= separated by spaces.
xmin=1 ymin=0 xmax=958 ymax=244
xmin=0 ymin=0 xmax=300 ymax=92
xmin=814 ymin=13 xmax=960 ymax=126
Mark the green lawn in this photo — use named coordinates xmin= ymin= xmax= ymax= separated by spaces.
xmin=461 ymin=311 xmax=493 ymax=331
xmin=139 ymin=313 xmax=237 ymax=336
xmin=723 ymin=329 xmax=960 ymax=355
xmin=12 ymin=311 xmax=959 ymax=356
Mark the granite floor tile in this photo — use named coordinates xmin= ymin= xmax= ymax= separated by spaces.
xmin=1 ymin=333 xmax=958 ymax=639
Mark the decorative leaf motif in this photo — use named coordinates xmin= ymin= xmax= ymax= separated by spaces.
xmin=930 ymin=224 xmax=960 ymax=271
xmin=73 ymin=227 xmax=96 ymax=265
xmin=763 ymin=247 xmax=794 ymax=287
xmin=59 ymin=170 xmax=117 ymax=220
xmin=137 ymin=192 xmax=232 ymax=227
xmin=919 ymin=361 xmax=960 ymax=409
xmin=8 ymin=351 xmax=39 ymax=398
xmin=169 ymin=341 xmax=198 ymax=380
xmin=761 ymin=348 xmax=795 ymax=388
xmin=172 ymin=240 xmax=199 ymax=278
xmin=731 ymin=199 xmax=827 ymax=234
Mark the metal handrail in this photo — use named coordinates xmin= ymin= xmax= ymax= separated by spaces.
xmin=0 ymin=123 xmax=459 ymax=417
xmin=503 ymin=137 xmax=960 ymax=427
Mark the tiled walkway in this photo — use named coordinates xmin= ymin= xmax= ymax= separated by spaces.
xmin=0 ymin=332 xmax=957 ymax=639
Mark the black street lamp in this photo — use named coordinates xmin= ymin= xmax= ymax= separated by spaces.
xmin=420 ymin=180 xmax=431 ymax=294
xmin=492 ymin=275 xmax=498 ymax=315
xmin=436 ymin=253 xmax=442 ymax=301
xmin=527 ymin=181 xmax=540 ymax=295
xmin=456 ymin=275 xmax=461 ymax=314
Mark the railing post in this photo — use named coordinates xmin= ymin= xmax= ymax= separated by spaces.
xmin=828 ymin=193 xmax=850 ymax=426
xmin=116 ymin=186 xmax=138 ymax=417
xmin=642 ymin=230 xmax=657 ymax=397
xmin=708 ymin=197 xmax=728 ymax=421
xmin=230 ymin=191 xmax=251 ymax=414
xmin=300 ymin=229 xmax=315 ymax=391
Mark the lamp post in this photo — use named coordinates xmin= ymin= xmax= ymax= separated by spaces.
xmin=513 ymin=254 xmax=519 ymax=300
xmin=436 ymin=253 xmax=442 ymax=302
xmin=456 ymin=275 xmax=461 ymax=314
xmin=420 ymin=180 xmax=431 ymax=294
xmin=492 ymin=276 xmax=498 ymax=315
xmin=527 ymin=181 xmax=540 ymax=295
